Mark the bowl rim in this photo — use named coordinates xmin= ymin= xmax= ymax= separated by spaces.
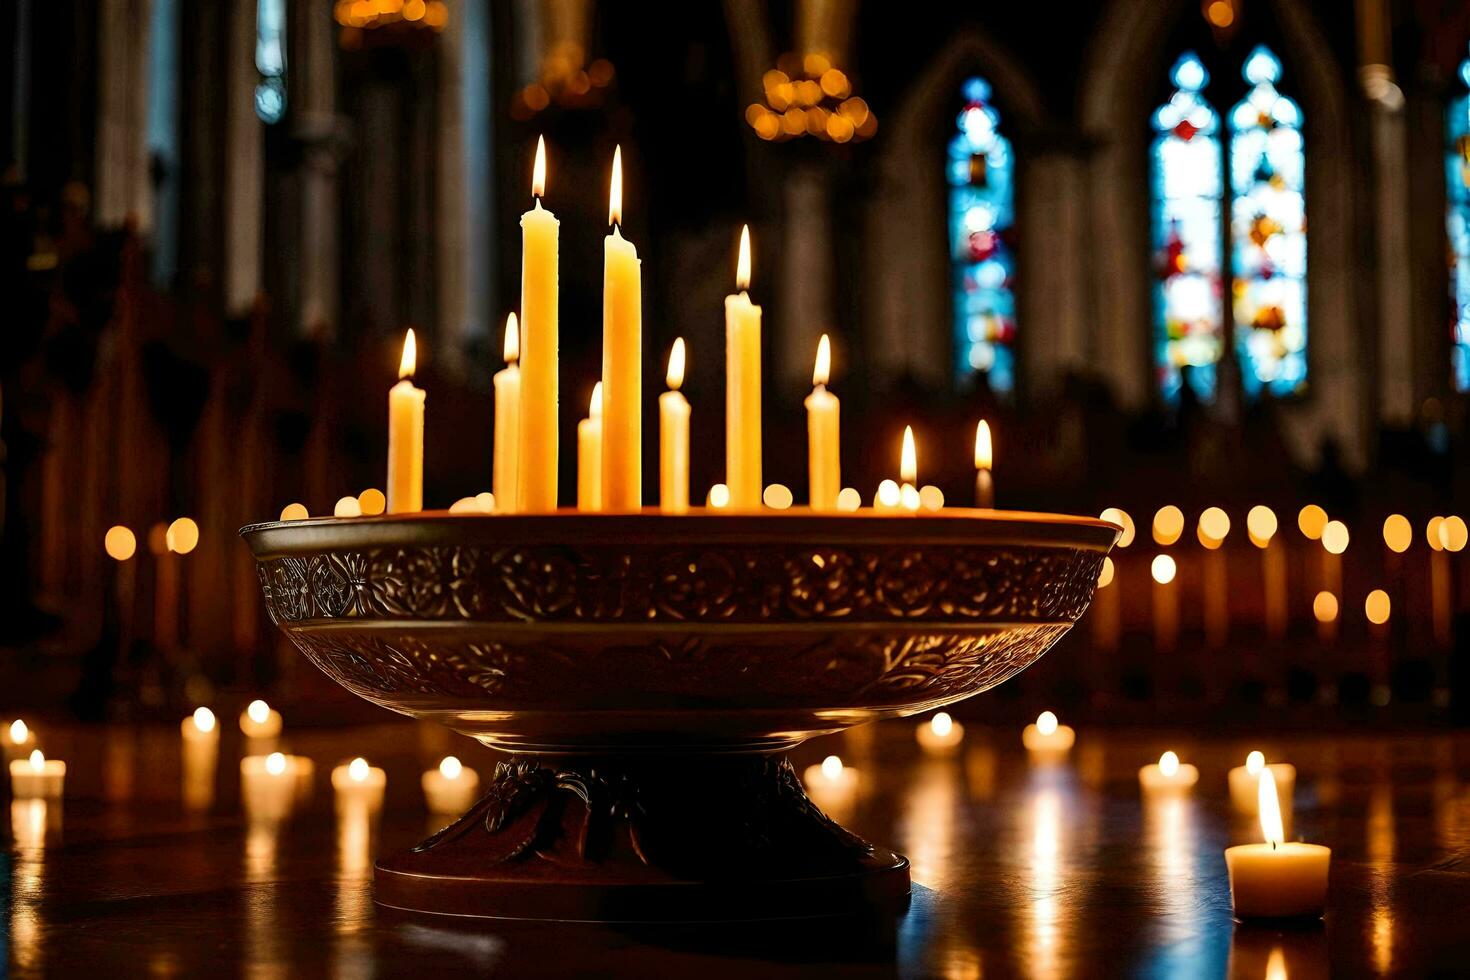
xmin=242 ymin=508 xmax=1120 ymax=558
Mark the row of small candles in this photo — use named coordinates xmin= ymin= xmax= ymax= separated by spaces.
xmin=365 ymin=137 xmax=998 ymax=517
xmin=806 ymin=711 xmax=1329 ymax=921
xmin=6 ymin=706 xmax=481 ymax=819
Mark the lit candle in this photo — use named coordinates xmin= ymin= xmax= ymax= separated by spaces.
xmin=239 ymin=699 xmax=283 ymax=740
xmin=578 ymin=383 xmax=604 ymax=512
xmin=241 ymin=751 xmax=305 ymax=819
xmin=386 ymin=329 xmax=425 ymax=514
xmin=181 ymin=707 xmax=219 ymax=811
xmin=725 ymin=225 xmax=762 ymax=510
xmin=899 ymin=426 xmax=920 ymax=512
xmin=601 ymin=145 xmax=642 ymax=511
xmin=331 ymin=757 xmax=386 ymax=811
xmin=493 ymin=313 xmax=522 ymax=512
xmin=974 ymin=420 xmax=994 ymax=508
xmin=802 ymin=754 xmax=858 ymax=821
xmin=5 ymin=718 xmax=37 ymax=762
xmin=1138 ymin=750 xmax=1199 ymax=794
xmin=659 ymin=338 xmax=690 ymax=514
xmin=916 ymin=711 xmax=965 ymax=756
xmin=1022 ymin=711 xmax=1075 ymax=762
xmin=1225 ymin=768 xmax=1330 ymax=919
xmin=1228 ymin=751 xmax=1296 ymax=819
xmin=804 ymin=334 xmax=840 ymax=511
xmin=518 ymin=135 xmax=560 ymax=514
xmin=10 ymin=749 xmax=65 ymax=799
xmin=422 ymin=755 xmax=481 ymax=815
xmin=707 ymin=484 xmax=730 ymax=509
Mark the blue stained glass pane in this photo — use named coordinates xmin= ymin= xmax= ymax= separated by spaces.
xmin=1447 ymin=55 xmax=1470 ymax=392
xmin=1228 ymin=46 xmax=1307 ymax=399
xmin=1151 ymin=53 xmax=1224 ymax=404
xmin=948 ymin=76 xmax=1017 ymax=391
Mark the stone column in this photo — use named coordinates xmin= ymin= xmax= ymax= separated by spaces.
xmin=224 ymin=0 xmax=263 ymax=318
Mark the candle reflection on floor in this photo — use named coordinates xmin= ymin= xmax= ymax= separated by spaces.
xmin=1024 ymin=772 xmax=1068 ymax=980
xmin=335 ymin=797 xmax=378 ymax=975
xmin=1227 ymin=927 xmax=1329 ymax=980
xmin=1367 ymin=782 xmax=1396 ymax=976
xmin=900 ymin=760 xmax=958 ymax=890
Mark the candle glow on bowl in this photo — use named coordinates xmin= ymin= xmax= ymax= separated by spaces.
xmin=916 ymin=711 xmax=965 ymax=755
xmin=1139 ymin=750 xmax=1199 ymax=794
xmin=1225 ymin=769 xmax=1330 ymax=920
xmin=1228 ymin=751 xmax=1296 ymax=820
xmin=239 ymin=699 xmax=283 ymax=739
xmin=10 ymin=749 xmax=66 ymax=799
xmin=1022 ymin=711 xmax=1075 ymax=761
xmin=422 ymin=755 xmax=481 ymax=815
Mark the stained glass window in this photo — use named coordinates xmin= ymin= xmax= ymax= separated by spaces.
xmin=1228 ymin=46 xmax=1306 ymax=398
xmin=1447 ymin=53 xmax=1470 ymax=392
xmin=948 ymin=77 xmax=1017 ymax=392
xmin=1151 ymin=53 xmax=1224 ymax=404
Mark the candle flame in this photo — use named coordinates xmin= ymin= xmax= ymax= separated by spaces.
xmin=503 ymin=313 xmax=520 ymax=364
xmin=1258 ymin=767 xmax=1284 ymax=845
xmin=708 ymin=483 xmax=730 ymax=508
xmin=28 ymin=749 xmax=44 ymax=772
xmin=9 ymin=719 xmax=27 ymax=744
xmin=439 ymin=756 xmax=463 ymax=779
xmin=590 ymin=381 xmax=603 ymax=419
xmin=813 ymin=334 xmax=831 ymax=387
xmin=1037 ymin=711 xmax=1058 ymax=736
xmin=1159 ymin=751 xmax=1179 ymax=778
xmin=821 ymin=755 xmax=844 ymax=780
xmin=974 ymin=419 xmax=992 ymax=470
xmin=1246 ymin=750 xmax=1265 ymax=775
xmin=931 ymin=712 xmax=953 ymax=737
xmin=399 ymin=329 xmax=417 ymax=379
xmin=247 ymin=700 xmax=271 ymax=724
xmin=348 ymin=757 xmax=370 ymax=782
xmin=876 ymin=479 xmax=900 ymax=508
xmin=736 ymin=224 xmax=751 ymax=291
xmin=608 ymin=145 xmax=623 ymax=226
xmin=1265 ymin=948 xmax=1287 ymax=980
xmin=900 ymin=426 xmax=917 ymax=486
xmin=532 ymin=135 xmax=547 ymax=198
xmin=193 ymin=707 xmax=216 ymax=733
xmin=667 ymin=338 xmax=686 ymax=391
xmin=265 ymin=752 xmax=287 ymax=776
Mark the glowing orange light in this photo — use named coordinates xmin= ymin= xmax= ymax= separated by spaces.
xmin=736 ymin=224 xmax=752 ymax=291
xmin=1100 ymin=508 xmax=1135 ymax=547
xmin=1441 ymin=515 xmax=1468 ymax=552
xmin=1428 ymin=516 xmax=1445 ymax=551
xmin=763 ymin=484 xmax=794 ymax=510
xmin=166 ymin=517 xmax=199 ymax=555
xmin=708 ymin=483 xmax=730 ymax=509
xmin=1258 ymin=767 xmax=1284 ymax=845
xmin=589 ymin=381 xmax=603 ymax=420
xmin=1365 ymin=589 xmax=1391 ymax=625
xmin=1382 ymin=514 xmax=1411 ymax=553
xmin=608 ymin=145 xmax=623 ymax=226
xmin=1097 ymin=556 xmax=1115 ymax=588
xmin=1036 ymin=711 xmax=1058 ymax=736
xmin=357 ymin=489 xmax=385 ymax=516
xmin=1322 ymin=520 xmax=1350 ymax=555
xmin=813 ymin=334 xmax=831 ymax=388
xmin=1206 ymin=0 xmax=1235 ymax=28
xmin=532 ymin=135 xmax=546 ymax=198
xmin=1247 ymin=505 xmax=1277 ymax=547
xmin=279 ymin=502 xmax=309 ymax=521
xmin=398 ymin=329 xmax=417 ymax=379
xmin=1151 ymin=554 xmax=1177 ymax=584
xmin=1199 ymin=506 xmax=1230 ymax=541
xmin=1153 ymin=506 xmax=1184 ymax=546
xmin=1298 ymin=504 xmax=1328 ymax=540
xmin=1312 ymin=591 xmax=1339 ymax=623
xmin=104 ymin=526 xmax=136 ymax=561
xmin=667 ymin=338 xmax=686 ymax=391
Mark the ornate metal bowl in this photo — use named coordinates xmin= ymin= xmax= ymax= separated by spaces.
xmin=243 ymin=509 xmax=1116 ymax=920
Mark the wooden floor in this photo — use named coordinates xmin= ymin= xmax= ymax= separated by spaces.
xmin=4 ymin=720 xmax=1469 ymax=977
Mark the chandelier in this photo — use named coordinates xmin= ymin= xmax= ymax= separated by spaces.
xmin=745 ymin=52 xmax=875 ymax=143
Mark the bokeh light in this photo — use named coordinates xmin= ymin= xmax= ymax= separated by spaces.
xmin=104 ymin=526 xmax=136 ymax=562
xmin=166 ymin=517 xmax=199 ymax=555
xmin=1152 ymin=506 xmax=1184 ymax=546
xmin=1151 ymin=554 xmax=1177 ymax=584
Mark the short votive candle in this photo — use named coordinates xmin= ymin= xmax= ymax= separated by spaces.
xmin=803 ymin=755 xmax=859 ymax=822
xmin=916 ymin=712 xmax=965 ymax=756
xmin=239 ymin=699 xmax=283 ymax=740
xmin=1138 ymin=750 xmax=1199 ymax=794
xmin=241 ymin=752 xmax=307 ymax=819
xmin=1022 ymin=711 xmax=1075 ymax=761
xmin=1225 ymin=769 xmax=1330 ymax=920
xmin=5 ymin=718 xmax=37 ymax=762
xmin=10 ymin=750 xmax=65 ymax=799
xmin=331 ymin=757 xmax=386 ymax=811
xmin=422 ymin=756 xmax=481 ymax=815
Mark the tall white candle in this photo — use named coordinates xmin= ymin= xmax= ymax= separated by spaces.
xmin=493 ymin=313 xmax=522 ymax=512
xmin=519 ymin=136 xmax=560 ymax=513
xmin=387 ymin=330 xmax=425 ymax=514
xmin=804 ymin=334 xmax=840 ymax=511
xmin=725 ymin=225 xmax=762 ymax=510
xmin=601 ymin=146 xmax=642 ymax=511
xmin=659 ymin=339 xmax=690 ymax=514
xmin=974 ymin=420 xmax=994 ymax=508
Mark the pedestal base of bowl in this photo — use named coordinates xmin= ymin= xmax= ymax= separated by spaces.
xmin=374 ymin=753 xmax=909 ymax=922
